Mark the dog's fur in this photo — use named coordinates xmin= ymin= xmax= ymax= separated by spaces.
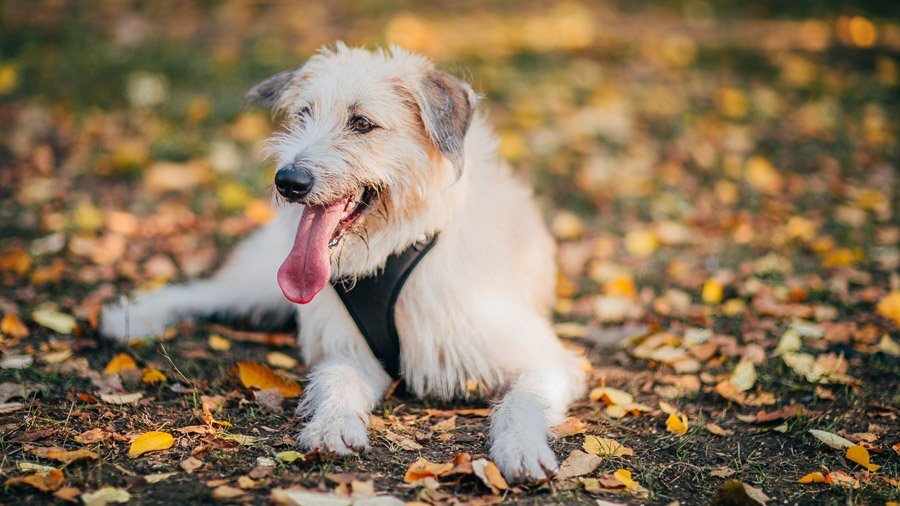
xmin=101 ymin=44 xmax=585 ymax=481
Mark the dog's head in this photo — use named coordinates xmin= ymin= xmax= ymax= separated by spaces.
xmin=247 ymin=44 xmax=477 ymax=304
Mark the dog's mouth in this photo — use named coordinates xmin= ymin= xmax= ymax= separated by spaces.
xmin=277 ymin=186 xmax=377 ymax=305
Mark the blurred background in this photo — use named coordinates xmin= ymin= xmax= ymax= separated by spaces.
xmin=0 ymin=0 xmax=897 ymax=317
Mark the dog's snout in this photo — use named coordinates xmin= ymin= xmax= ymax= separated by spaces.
xmin=275 ymin=165 xmax=314 ymax=201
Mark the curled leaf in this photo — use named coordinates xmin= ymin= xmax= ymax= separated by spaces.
xmin=589 ymin=386 xmax=633 ymax=405
xmin=808 ymin=429 xmax=854 ymax=450
xmin=845 ymin=445 xmax=880 ymax=472
xmin=666 ymin=413 xmax=688 ymax=436
xmin=798 ymin=471 xmax=826 ymax=483
xmin=404 ymin=457 xmax=453 ymax=483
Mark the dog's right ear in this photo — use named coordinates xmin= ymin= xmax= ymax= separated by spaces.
xmin=245 ymin=69 xmax=298 ymax=111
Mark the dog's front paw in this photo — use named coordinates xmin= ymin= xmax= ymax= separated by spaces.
xmin=490 ymin=432 xmax=558 ymax=483
xmin=297 ymin=413 xmax=370 ymax=455
xmin=100 ymin=297 xmax=168 ymax=341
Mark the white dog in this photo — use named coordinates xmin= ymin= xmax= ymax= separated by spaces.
xmin=101 ymin=44 xmax=585 ymax=481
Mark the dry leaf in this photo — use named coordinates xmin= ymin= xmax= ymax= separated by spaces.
xmin=100 ymin=392 xmax=143 ymax=404
xmin=1 ymin=314 xmax=29 ymax=338
xmin=128 ymin=431 xmax=174 ymax=458
xmin=557 ymin=450 xmax=602 ymax=479
xmin=208 ymin=333 xmax=231 ymax=351
xmin=666 ymin=413 xmax=688 ymax=436
xmin=583 ymin=435 xmax=634 ymax=457
xmin=54 ymin=486 xmax=82 ymax=502
xmin=845 ymin=445 xmax=880 ymax=472
xmin=1 ymin=354 xmax=34 ymax=369
xmin=825 ymin=470 xmax=859 ymax=488
xmin=613 ymin=469 xmax=640 ymax=491
xmin=809 ymin=429 xmax=854 ymax=450
xmin=715 ymin=380 xmax=776 ymax=406
xmin=267 ymin=351 xmax=298 ymax=369
xmin=236 ymin=361 xmax=302 ymax=397
xmin=875 ymin=291 xmax=900 ymax=326
xmin=798 ymin=471 xmax=826 ymax=483
xmin=589 ymin=386 xmax=633 ymax=405
xmin=81 ymin=487 xmax=131 ymax=506
xmin=711 ymin=467 xmax=735 ymax=478
xmin=705 ymin=423 xmax=732 ymax=436
xmin=32 ymin=306 xmax=77 ymax=334
xmin=472 ymin=459 xmax=509 ymax=493
xmin=220 ymin=433 xmax=258 ymax=445
xmin=5 ymin=469 xmax=64 ymax=492
xmin=103 ymin=353 xmax=137 ymax=375
xmin=712 ymin=479 xmax=769 ymax=505
xmin=144 ymin=472 xmax=177 ymax=484
xmin=552 ymin=416 xmax=587 ymax=437
xmin=404 ymin=458 xmax=453 ymax=483
xmin=180 ymin=456 xmax=204 ymax=474
xmin=730 ymin=360 xmax=756 ymax=392
xmin=702 ymin=279 xmax=724 ymax=304
xmin=141 ymin=368 xmax=166 ymax=384
xmin=275 ymin=451 xmax=304 ymax=464
xmin=211 ymin=485 xmax=246 ymax=500
xmin=27 ymin=446 xmax=98 ymax=464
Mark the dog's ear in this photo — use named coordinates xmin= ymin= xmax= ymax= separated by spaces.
xmin=411 ymin=70 xmax=477 ymax=177
xmin=245 ymin=69 xmax=298 ymax=111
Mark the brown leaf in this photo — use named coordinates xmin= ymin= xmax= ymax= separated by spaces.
xmin=557 ymin=450 xmax=602 ymax=479
xmin=5 ymin=469 xmax=64 ymax=492
xmin=472 ymin=458 xmax=510 ymax=493
xmin=27 ymin=446 xmax=98 ymax=464
xmin=404 ymin=457 xmax=453 ymax=482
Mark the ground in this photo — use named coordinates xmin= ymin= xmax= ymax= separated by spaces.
xmin=1 ymin=1 xmax=899 ymax=505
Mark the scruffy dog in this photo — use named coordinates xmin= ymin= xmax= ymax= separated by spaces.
xmin=101 ymin=44 xmax=585 ymax=481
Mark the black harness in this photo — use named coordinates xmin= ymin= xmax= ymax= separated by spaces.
xmin=331 ymin=235 xmax=438 ymax=379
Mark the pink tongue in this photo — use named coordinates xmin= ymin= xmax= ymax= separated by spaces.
xmin=277 ymin=199 xmax=348 ymax=304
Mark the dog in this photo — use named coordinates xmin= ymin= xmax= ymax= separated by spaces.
xmin=101 ymin=44 xmax=585 ymax=481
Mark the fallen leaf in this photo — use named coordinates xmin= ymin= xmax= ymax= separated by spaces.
xmin=1 ymin=314 xmax=29 ymax=338
xmin=27 ymin=446 xmax=98 ymax=464
xmin=383 ymin=430 xmax=423 ymax=451
xmin=809 ymin=429 xmax=855 ymax=450
xmin=730 ymin=360 xmax=756 ymax=392
xmin=825 ymin=470 xmax=859 ymax=488
xmin=711 ymin=467 xmax=735 ymax=478
xmin=472 ymin=458 xmax=509 ymax=492
xmin=404 ymin=457 xmax=454 ymax=482
xmin=715 ymin=380 xmax=776 ymax=406
xmin=705 ymin=423 xmax=732 ymax=436
xmin=271 ymin=489 xmax=353 ymax=506
xmin=275 ymin=451 xmax=304 ymax=464
xmin=103 ymin=353 xmax=137 ymax=375
xmin=557 ymin=450 xmax=602 ymax=479
xmin=702 ymin=279 xmax=724 ymax=304
xmin=141 ymin=368 xmax=166 ymax=384
xmin=845 ymin=445 xmax=880 ymax=472
xmin=798 ymin=471 xmax=826 ymax=483
xmin=54 ymin=486 xmax=81 ymax=502
xmin=267 ymin=351 xmax=298 ymax=369
xmin=128 ymin=431 xmax=174 ymax=458
xmin=18 ymin=462 xmax=57 ymax=472
xmin=613 ymin=469 xmax=640 ymax=491
xmin=552 ymin=416 xmax=587 ymax=437
xmin=219 ymin=433 xmax=258 ymax=445
xmin=211 ymin=485 xmax=246 ymax=500
xmin=180 ymin=457 xmax=204 ymax=474
xmin=666 ymin=413 xmax=688 ymax=436
xmin=432 ymin=415 xmax=456 ymax=431
xmin=100 ymin=392 xmax=143 ymax=404
xmin=31 ymin=306 xmax=77 ymax=334
xmin=711 ymin=479 xmax=769 ymax=505
xmin=143 ymin=472 xmax=177 ymax=484
xmin=583 ymin=435 xmax=634 ymax=457
xmin=236 ymin=361 xmax=302 ymax=397
xmin=5 ymin=469 xmax=64 ymax=492
xmin=589 ymin=386 xmax=634 ymax=405
xmin=208 ymin=333 xmax=231 ymax=351
xmin=1 ymin=354 xmax=33 ymax=369
xmin=875 ymin=291 xmax=900 ymax=326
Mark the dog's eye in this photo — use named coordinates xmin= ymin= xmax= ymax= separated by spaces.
xmin=349 ymin=116 xmax=377 ymax=134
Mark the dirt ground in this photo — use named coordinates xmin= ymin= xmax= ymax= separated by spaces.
xmin=1 ymin=1 xmax=899 ymax=505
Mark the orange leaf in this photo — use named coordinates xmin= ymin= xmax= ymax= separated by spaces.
xmin=5 ymin=469 xmax=64 ymax=492
xmin=845 ymin=445 xmax=880 ymax=472
xmin=1 ymin=314 xmax=29 ymax=338
xmin=103 ymin=353 xmax=138 ymax=375
xmin=128 ymin=431 xmax=174 ymax=458
xmin=472 ymin=459 xmax=509 ymax=493
xmin=798 ymin=471 xmax=826 ymax=483
xmin=404 ymin=457 xmax=454 ymax=483
xmin=613 ymin=469 xmax=640 ymax=491
xmin=27 ymin=446 xmax=98 ymax=464
xmin=236 ymin=362 xmax=302 ymax=398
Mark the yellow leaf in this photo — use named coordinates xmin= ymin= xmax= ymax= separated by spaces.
xmin=845 ymin=445 xmax=880 ymax=472
xmin=104 ymin=353 xmax=138 ymax=375
xmin=876 ymin=291 xmax=900 ymax=326
xmin=404 ymin=457 xmax=454 ymax=483
xmin=613 ymin=469 xmax=640 ymax=491
xmin=236 ymin=362 xmax=302 ymax=398
xmin=730 ymin=360 xmax=757 ymax=392
xmin=128 ymin=431 xmax=174 ymax=458
xmin=716 ymin=87 xmax=748 ymax=119
xmin=583 ymin=435 xmax=634 ymax=457
xmin=702 ymin=279 xmax=724 ymax=304
xmin=141 ymin=368 xmax=167 ymax=384
xmin=552 ymin=417 xmax=588 ymax=437
xmin=798 ymin=471 xmax=827 ymax=483
xmin=208 ymin=334 xmax=231 ymax=351
xmin=550 ymin=211 xmax=584 ymax=240
xmin=666 ymin=413 xmax=688 ymax=436
xmin=275 ymin=451 xmax=305 ymax=463
xmin=266 ymin=351 xmax=298 ymax=370
xmin=624 ymin=229 xmax=658 ymax=258
xmin=604 ymin=275 xmax=637 ymax=299
xmin=1 ymin=314 xmax=29 ymax=338
xmin=745 ymin=155 xmax=783 ymax=195
xmin=31 ymin=306 xmax=77 ymax=334
xmin=589 ymin=386 xmax=634 ymax=406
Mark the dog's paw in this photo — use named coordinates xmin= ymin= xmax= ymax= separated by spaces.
xmin=490 ymin=432 xmax=558 ymax=483
xmin=297 ymin=412 xmax=370 ymax=455
xmin=99 ymin=298 xmax=168 ymax=341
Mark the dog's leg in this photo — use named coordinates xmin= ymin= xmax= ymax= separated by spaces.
xmin=489 ymin=351 xmax=585 ymax=482
xmin=295 ymin=355 xmax=391 ymax=454
xmin=100 ymin=208 xmax=298 ymax=340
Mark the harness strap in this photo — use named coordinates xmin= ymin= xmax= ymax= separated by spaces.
xmin=332 ymin=235 xmax=438 ymax=379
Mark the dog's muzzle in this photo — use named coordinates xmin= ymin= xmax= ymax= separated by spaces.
xmin=275 ymin=164 xmax=314 ymax=202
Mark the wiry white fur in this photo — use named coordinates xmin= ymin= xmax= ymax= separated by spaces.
xmin=100 ymin=44 xmax=585 ymax=482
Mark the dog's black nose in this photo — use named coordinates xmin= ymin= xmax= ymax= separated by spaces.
xmin=275 ymin=165 xmax=314 ymax=201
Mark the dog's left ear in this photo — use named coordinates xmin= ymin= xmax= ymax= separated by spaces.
xmin=245 ymin=69 xmax=298 ymax=111
xmin=410 ymin=70 xmax=477 ymax=177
